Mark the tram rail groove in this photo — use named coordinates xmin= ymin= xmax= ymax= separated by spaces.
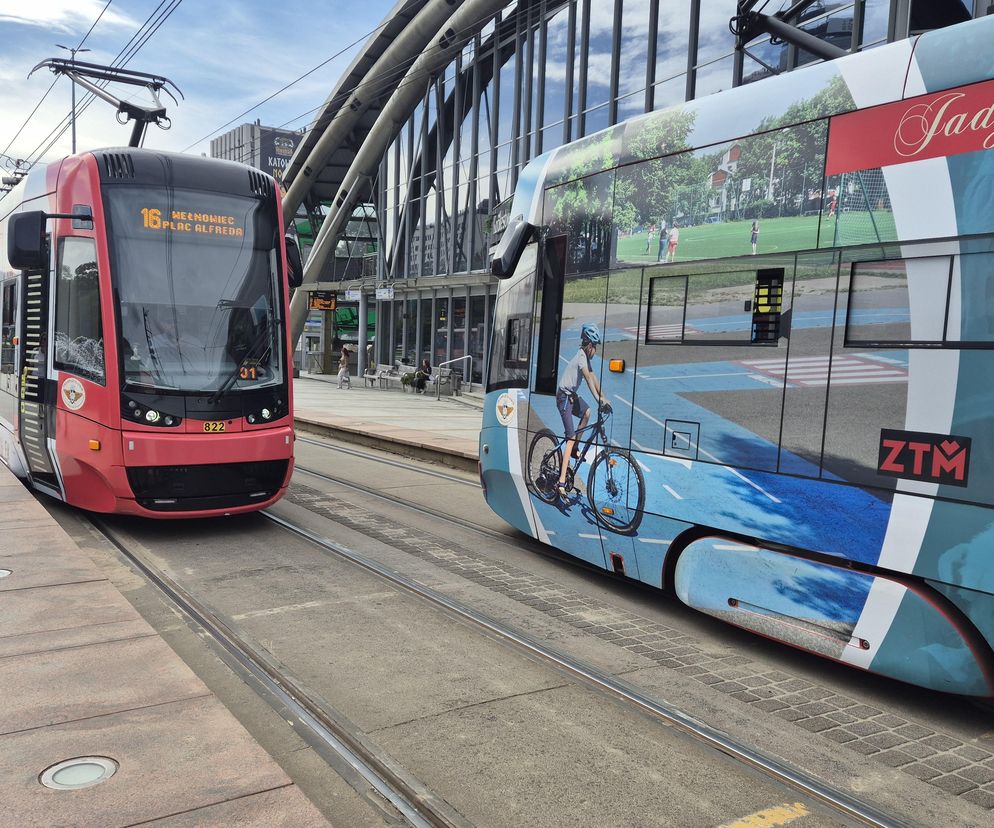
xmin=295 ymin=464 xmax=513 ymax=543
xmin=264 ymin=510 xmax=910 ymax=828
xmin=293 ymin=447 xmax=663 ymax=590
xmin=293 ymin=463 xmax=677 ymax=598
xmin=88 ymin=517 xmax=468 ymax=828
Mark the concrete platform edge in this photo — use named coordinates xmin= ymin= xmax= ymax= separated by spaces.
xmin=294 ymin=416 xmax=479 ymax=473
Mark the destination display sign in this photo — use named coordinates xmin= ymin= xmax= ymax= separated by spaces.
xmin=309 ymin=290 xmax=337 ymax=311
xmin=139 ymin=207 xmax=245 ymax=237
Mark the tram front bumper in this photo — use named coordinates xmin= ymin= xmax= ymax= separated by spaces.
xmin=113 ymin=425 xmax=295 ymax=517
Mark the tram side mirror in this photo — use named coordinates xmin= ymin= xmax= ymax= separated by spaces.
xmin=284 ymin=235 xmax=303 ymax=289
xmin=7 ymin=211 xmax=47 ymax=271
xmin=491 ymin=216 xmax=533 ymax=279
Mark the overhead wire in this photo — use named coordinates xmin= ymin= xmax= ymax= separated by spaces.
xmin=186 ymin=0 xmax=531 ymax=164
xmin=17 ymin=0 xmax=183 ymax=171
xmin=13 ymin=0 xmax=528 ymax=182
xmin=224 ymin=4 xmax=531 ymax=178
xmin=0 ymin=0 xmax=115 ymax=165
xmin=179 ymin=0 xmax=428 ymax=152
xmin=77 ymin=0 xmax=116 ymax=50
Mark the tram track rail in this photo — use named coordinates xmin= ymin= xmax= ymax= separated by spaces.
xmin=262 ymin=508 xmax=908 ymax=828
xmin=87 ymin=517 xmax=467 ymax=828
xmin=293 ymin=437 xmax=596 ymax=574
xmin=83 ymin=435 xmax=912 ymax=826
xmin=290 ymin=461 xmax=636 ymax=596
xmin=295 ymin=436 xmax=479 ymax=487
xmin=295 ymin=462 xmax=515 ymax=544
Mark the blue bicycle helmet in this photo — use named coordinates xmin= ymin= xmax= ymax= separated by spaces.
xmin=580 ymin=322 xmax=602 ymax=345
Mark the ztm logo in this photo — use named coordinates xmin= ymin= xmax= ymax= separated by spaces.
xmin=877 ymin=429 xmax=971 ymax=487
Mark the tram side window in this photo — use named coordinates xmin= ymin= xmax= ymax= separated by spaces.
xmin=1 ymin=282 xmax=15 ymax=374
xmin=54 ymin=237 xmax=105 ymax=384
xmin=487 ymin=244 xmax=538 ymax=391
xmin=646 ymin=268 xmax=783 ymax=344
xmin=846 ymin=256 xmax=955 ymax=346
xmin=954 ymin=250 xmax=994 ymax=345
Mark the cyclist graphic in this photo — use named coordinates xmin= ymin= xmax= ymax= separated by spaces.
xmin=555 ymin=322 xmax=610 ymax=497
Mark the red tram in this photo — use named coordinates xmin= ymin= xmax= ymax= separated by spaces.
xmin=0 ymin=148 xmax=301 ymax=517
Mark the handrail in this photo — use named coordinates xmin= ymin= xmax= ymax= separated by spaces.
xmin=435 ymin=355 xmax=472 ymax=400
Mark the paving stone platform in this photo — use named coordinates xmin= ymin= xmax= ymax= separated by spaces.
xmin=294 ymin=374 xmax=482 ymax=470
xmin=0 ymin=464 xmax=329 ymax=827
xmin=289 ymin=481 xmax=994 ymax=816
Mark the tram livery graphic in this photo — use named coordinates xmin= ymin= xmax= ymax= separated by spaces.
xmin=482 ymin=16 xmax=994 ymax=696
xmin=0 ymin=148 xmax=301 ymax=516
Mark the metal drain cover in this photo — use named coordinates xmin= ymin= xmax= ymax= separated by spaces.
xmin=40 ymin=756 xmax=118 ymax=790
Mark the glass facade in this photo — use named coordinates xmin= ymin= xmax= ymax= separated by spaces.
xmin=361 ymin=0 xmax=991 ymax=384
xmin=377 ymin=0 xmax=990 ymax=289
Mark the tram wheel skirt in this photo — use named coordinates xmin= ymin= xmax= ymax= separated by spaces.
xmin=674 ymin=538 xmax=994 ymax=697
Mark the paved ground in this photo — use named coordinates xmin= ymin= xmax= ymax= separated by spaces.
xmin=294 ymin=373 xmax=482 ymax=468
xmin=69 ymin=469 xmax=855 ymax=828
xmin=0 ymin=463 xmax=330 ymax=827
xmin=286 ymin=386 xmax=994 ymax=824
xmin=284 ymin=441 xmax=994 ymax=822
xmin=9 ymin=373 xmax=994 ymax=826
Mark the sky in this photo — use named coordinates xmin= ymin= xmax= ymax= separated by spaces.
xmin=0 ymin=0 xmax=396 ymax=173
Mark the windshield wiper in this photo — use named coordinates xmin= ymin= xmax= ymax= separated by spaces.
xmin=207 ymin=316 xmax=278 ymax=405
xmin=142 ymin=307 xmax=171 ymax=386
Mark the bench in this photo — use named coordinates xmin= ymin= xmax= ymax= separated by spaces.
xmin=378 ymin=363 xmax=419 ymax=391
xmin=376 ymin=363 xmax=402 ymax=390
xmin=362 ymin=363 xmax=383 ymax=387
xmin=430 ymin=366 xmax=462 ymax=397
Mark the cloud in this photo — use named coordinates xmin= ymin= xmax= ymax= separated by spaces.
xmin=0 ymin=0 xmax=135 ymax=34
xmin=0 ymin=0 xmax=377 ymax=165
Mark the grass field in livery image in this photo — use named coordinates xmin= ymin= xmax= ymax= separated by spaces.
xmin=614 ymin=209 xmax=899 ymax=265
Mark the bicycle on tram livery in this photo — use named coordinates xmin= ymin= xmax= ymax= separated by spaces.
xmin=0 ymin=147 xmax=303 ymax=516
xmin=481 ymin=14 xmax=994 ymax=696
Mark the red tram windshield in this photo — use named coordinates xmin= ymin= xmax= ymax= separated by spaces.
xmin=103 ymin=186 xmax=283 ymax=394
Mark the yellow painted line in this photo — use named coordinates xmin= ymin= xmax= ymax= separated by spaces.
xmin=719 ymin=802 xmax=810 ymax=828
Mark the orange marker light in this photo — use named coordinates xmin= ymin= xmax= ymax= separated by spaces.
xmin=609 ymin=359 xmax=625 ymax=373
xmin=88 ymin=439 xmax=100 ymax=451
xmin=601 ymin=507 xmax=615 ymax=516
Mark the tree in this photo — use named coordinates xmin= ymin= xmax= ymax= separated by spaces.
xmin=616 ymin=108 xmax=698 ymax=229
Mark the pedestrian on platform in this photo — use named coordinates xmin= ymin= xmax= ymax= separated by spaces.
xmin=337 ymin=346 xmax=350 ymax=389
xmin=415 ymin=357 xmax=431 ymax=393
xmin=366 ymin=338 xmax=374 ymax=370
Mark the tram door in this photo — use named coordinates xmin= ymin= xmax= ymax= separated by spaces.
xmin=525 ymin=225 xmax=610 ymax=571
xmin=594 ymin=266 xmax=643 ymax=581
xmin=0 ymin=280 xmax=18 ymax=427
xmin=18 ymin=263 xmax=60 ymax=492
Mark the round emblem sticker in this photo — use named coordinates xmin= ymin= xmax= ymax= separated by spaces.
xmin=495 ymin=392 xmax=515 ymax=426
xmin=61 ymin=377 xmax=86 ymax=411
